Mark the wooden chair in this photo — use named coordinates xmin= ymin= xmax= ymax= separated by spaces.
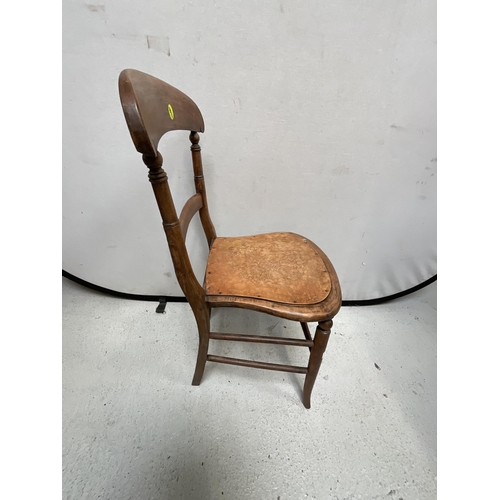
xmin=118 ymin=69 xmax=342 ymax=408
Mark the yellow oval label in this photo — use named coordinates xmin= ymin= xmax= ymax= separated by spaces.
xmin=168 ymin=104 xmax=174 ymax=120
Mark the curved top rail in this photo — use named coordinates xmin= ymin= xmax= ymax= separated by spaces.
xmin=119 ymin=69 xmax=205 ymax=156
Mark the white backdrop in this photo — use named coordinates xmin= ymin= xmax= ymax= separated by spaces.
xmin=62 ymin=0 xmax=436 ymax=301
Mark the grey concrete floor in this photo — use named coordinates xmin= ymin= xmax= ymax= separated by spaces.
xmin=62 ymin=277 xmax=436 ymax=500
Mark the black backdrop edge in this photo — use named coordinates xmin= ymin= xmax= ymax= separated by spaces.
xmin=62 ymin=270 xmax=436 ymax=307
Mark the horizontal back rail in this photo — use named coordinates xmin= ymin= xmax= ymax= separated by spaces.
xmin=206 ymin=355 xmax=308 ymax=374
xmin=179 ymin=193 xmax=203 ymax=240
xmin=209 ymin=332 xmax=314 ymax=347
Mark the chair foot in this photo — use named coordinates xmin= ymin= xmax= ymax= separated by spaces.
xmin=191 ymin=338 xmax=209 ymax=386
xmin=303 ymin=319 xmax=332 ymax=408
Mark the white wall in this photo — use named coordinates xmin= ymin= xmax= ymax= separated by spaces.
xmin=63 ymin=0 xmax=436 ymax=300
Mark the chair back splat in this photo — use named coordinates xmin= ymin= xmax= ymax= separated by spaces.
xmin=118 ymin=68 xmax=342 ymax=408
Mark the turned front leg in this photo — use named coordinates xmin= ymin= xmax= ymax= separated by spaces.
xmin=303 ymin=319 xmax=333 ymax=409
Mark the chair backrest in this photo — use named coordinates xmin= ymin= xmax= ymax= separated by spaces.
xmin=118 ymin=69 xmax=216 ymax=320
xmin=119 ymin=69 xmax=205 ymax=157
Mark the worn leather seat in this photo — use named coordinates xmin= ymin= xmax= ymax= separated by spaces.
xmin=206 ymin=232 xmax=330 ymax=303
xmin=205 ymin=232 xmax=341 ymax=322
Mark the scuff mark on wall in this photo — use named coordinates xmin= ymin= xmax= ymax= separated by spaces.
xmin=146 ymin=35 xmax=171 ymax=56
xmin=390 ymin=124 xmax=406 ymax=131
xmin=87 ymin=4 xmax=105 ymax=12
xmin=332 ymin=165 xmax=350 ymax=175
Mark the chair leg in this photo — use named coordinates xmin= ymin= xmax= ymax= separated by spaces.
xmin=191 ymin=308 xmax=211 ymax=386
xmin=191 ymin=336 xmax=209 ymax=385
xmin=303 ymin=319 xmax=333 ymax=409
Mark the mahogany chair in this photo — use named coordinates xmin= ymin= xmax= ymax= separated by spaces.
xmin=118 ymin=69 xmax=342 ymax=408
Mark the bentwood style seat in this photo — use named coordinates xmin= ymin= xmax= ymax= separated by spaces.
xmin=118 ymin=69 xmax=342 ymax=408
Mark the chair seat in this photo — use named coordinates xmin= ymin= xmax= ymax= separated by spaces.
xmin=205 ymin=232 xmax=342 ymax=321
